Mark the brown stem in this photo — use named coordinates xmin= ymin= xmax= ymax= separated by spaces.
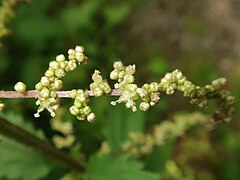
xmin=0 ymin=116 xmax=84 ymax=172
xmin=0 ymin=89 xmax=121 ymax=98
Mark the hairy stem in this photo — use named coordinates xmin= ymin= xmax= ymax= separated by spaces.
xmin=0 ymin=116 xmax=84 ymax=172
xmin=0 ymin=89 xmax=121 ymax=98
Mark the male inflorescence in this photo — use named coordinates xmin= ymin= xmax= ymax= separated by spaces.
xmin=33 ymin=46 xmax=89 ymax=119
xmin=13 ymin=45 xmax=235 ymax=123
xmin=0 ymin=0 xmax=29 ymax=46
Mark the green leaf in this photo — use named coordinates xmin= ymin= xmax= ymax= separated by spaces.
xmin=0 ymin=139 xmax=52 ymax=180
xmin=102 ymin=105 xmax=145 ymax=152
xmin=0 ymin=112 xmax=52 ymax=179
xmin=13 ymin=15 xmax=63 ymax=50
xmin=145 ymin=143 xmax=173 ymax=173
xmin=87 ymin=154 xmax=160 ymax=180
xmin=148 ymin=57 xmax=169 ymax=76
xmin=104 ymin=3 xmax=131 ymax=27
xmin=60 ymin=0 xmax=100 ymax=31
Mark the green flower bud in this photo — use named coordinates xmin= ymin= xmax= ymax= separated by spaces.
xmin=164 ymin=73 xmax=173 ymax=82
xmin=149 ymin=82 xmax=159 ymax=92
xmin=87 ymin=112 xmax=96 ymax=123
xmin=166 ymin=87 xmax=174 ymax=95
xmin=125 ymin=64 xmax=136 ymax=75
xmin=59 ymin=61 xmax=67 ymax=69
xmin=41 ymin=76 xmax=51 ymax=86
xmin=118 ymin=71 xmax=126 ymax=79
xmin=226 ymin=96 xmax=235 ymax=105
xmin=68 ymin=49 xmax=75 ymax=55
xmin=14 ymin=82 xmax=26 ymax=93
xmin=212 ymin=78 xmax=226 ymax=89
xmin=74 ymin=100 xmax=83 ymax=108
xmin=70 ymin=105 xmax=80 ymax=116
xmin=0 ymin=102 xmax=5 ymax=111
xmin=177 ymin=77 xmax=186 ymax=85
xmin=68 ymin=54 xmax=76 ymax=60
xmin=55 ymin=78 xmax=63 ymax=89
xmin=190 ymin=98 xmax=200 ymax=104
xmin=90 ymin=82 xmax=98 ymax=90
xmin=83 ymin=106 xmax=91 ymax=115
xmin=110 ymin=70 xmax=119 ymax=80
xmin=55 ymin=68 xmax=65 ymax=78
xmin=198 ymin=100 xmax=208 ymax=108
xmin=56 ymin=54 xmax=65 ymax=62
xmin=66 ymin=60 xmax=77 ymax=71
xmin=142 ymin=84 xmax=150 ymax=90
xmin=161 ymin=82 xmax=170 ymax=90
xmin=69 ymin=89 xmax=78 ymax=99
xmin=35 ymin=82 xmax=43 ymax=91
xmin=150 ymin=93 xmax=160 ymax=105
xmin=75 ymin=46 xmax=84 ymax=53
xmin=139 ymin=102 xmax=150 ymax=111
xmin=92 ymin=70 xmax=103 ymax=83
xmin=49 ymin=61 xmax=59 ymax=70
xmin=50 ymin=91 xmax=58 ymax=98
xmin=173 ymin=69 xmax=183 ymax=80
xmin=40 ymin=87 xmax=50 ymax=99
xmin=45 ymin=69 xmax=54 ymax=77
xmin=93 ymin=87 xmax=104 ymax=97
xmin=76 ymin=52 xmax=84 ymax=63
xmin=113 ymin=61 xmax=124 ymax=70
xmin=77 ymin=89 xmax=85 ymax=94
xmin=124 ymin=74 xmax=134 ymax=83
xmin=77 ymin=93 xmax=88 ymax=102
xmin=127 ymin=84 xmax=138 ymax=91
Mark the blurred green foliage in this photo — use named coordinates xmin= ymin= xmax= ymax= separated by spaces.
xmin=0 ymin=0 xmax=240 ymax=179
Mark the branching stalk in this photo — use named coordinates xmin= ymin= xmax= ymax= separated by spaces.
xmin=0 ymin=89 xmax=121 ymax=98
xmin=0 ymin=116 xmax=84 ymax=172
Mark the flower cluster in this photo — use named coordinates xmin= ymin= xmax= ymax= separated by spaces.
xmin=119 ymin=112 xmax=209 ymax=156
xmin=160 ymin=69 xmax=186 ymax=95
xmin=50 ymin=108 xmax=76 ymax=149
xmin=0 ymin=0 xmax=28 ymax=46
xmin=110 ymin=61 xmax=138 ymax=111
xmin=34 ymin=46 xmax=88 ymax=118
xmin=69 ymin=89 xmax=95 ymax=122
xmin=89 ymin=70 xmax=111 ymax=97
xmin=7 ymin=45 xmax=234 ymax=123
xmin=159 ymin=69 xmax=235 ymax=122
xmin=137 ymin=83 xmax=160 ymax=111
xmin=109 ymin=61 xmax=234 ymax=122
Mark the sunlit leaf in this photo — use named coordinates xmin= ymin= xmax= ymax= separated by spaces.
xmin=87 ymin=154 xmax=160 ymax=180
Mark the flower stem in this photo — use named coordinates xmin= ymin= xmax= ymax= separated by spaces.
xmin=0 ymin=89 xmax=121 ymax=98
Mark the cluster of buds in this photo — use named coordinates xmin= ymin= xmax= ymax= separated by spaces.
xmin=52 ymin=135 xmax=76 ymax=150
xmin=110 ymin=61 xmax=138 ymax=111
xmin=185 ymin=78 xmax=235 ymax=121
xmin=120 ymin=112 xmax=209 ymax=157
xmin=50 ymin=108 xmax=76 ymax=149
xmin=137 ymin=83 xmax=160 ymax=111
xmin=34 ymin=46 xmax=88 ymax=118
xmin=89 ymin=70 xmax=111 ymax=97
xmin=159 ymin=69 xmax=186 ymax=95
xmin=158 ymin=69 xmax=235 ymax=122
xmin=0 ymin=0 xmax=29 ymax=47
xmin=0 ymin=0 xmax=17 ymax=42
xmin=8 ymin=45 xmax=234 ymax=123
xmin=69 ymin=89 xmax=95 ymax=122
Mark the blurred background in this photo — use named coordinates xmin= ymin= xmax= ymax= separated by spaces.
xmin=0 ymin=0 xmax=240 ymax=179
